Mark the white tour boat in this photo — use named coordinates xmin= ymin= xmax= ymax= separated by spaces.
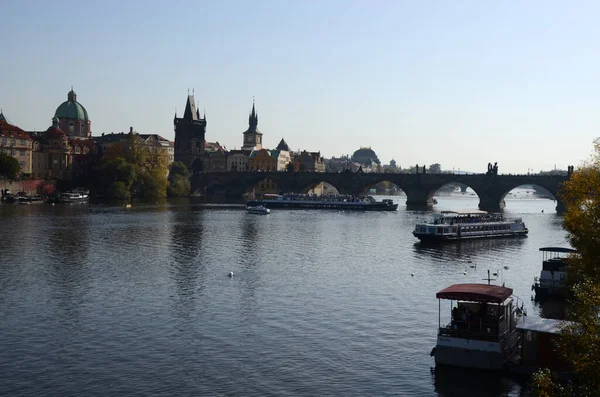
xmin=59 ymin=191 xmax=89 ymax=203
xmin=431 ymin=283 xmax=524 ymax=370
xmin=532 ymin=247 xmax=576 ymax=299
xmin=413 ymin=210 xmax=528 ymax=243
xmin=246 ymin=205 xmax=270 ymax=215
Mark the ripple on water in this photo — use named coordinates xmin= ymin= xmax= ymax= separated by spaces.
xmin=0 ymin=197 xmax=558 ymax=396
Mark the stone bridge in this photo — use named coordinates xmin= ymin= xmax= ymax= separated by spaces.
xmin=192 ymin=172 xmax=568 ymax=212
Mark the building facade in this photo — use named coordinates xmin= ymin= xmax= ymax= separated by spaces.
xmin=248 ymin=148 xmax=277 ymax=171
xmin=0 ymin=114 xmax=33 ymax=175
xmin=293 ymin=150 xmax=325 ymax=172
xmin=227 ymin=150 xmax=249 ymax=171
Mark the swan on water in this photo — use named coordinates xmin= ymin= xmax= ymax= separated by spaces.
xmin=228 ymin=272 xmax=234 ymax=277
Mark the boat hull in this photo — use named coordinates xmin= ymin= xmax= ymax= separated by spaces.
xmin=434 ymin=334 xmax=519 ymax=370
xmin=434 ymin=344 xmax=506 ymax=370
xmin=414 ymin=230 xmax=528 ymax=243
xmin=246 ymin=200 xmax=398 ymax=211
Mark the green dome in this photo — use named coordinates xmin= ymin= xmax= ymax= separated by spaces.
xmin=54 ymin=89 xmax=89 ymax=121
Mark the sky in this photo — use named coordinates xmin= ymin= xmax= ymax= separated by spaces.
xmin=2 ymin=0 xmax=599 ymax=173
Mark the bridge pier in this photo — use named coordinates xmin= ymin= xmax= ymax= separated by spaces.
xmin=478 ymin=198 xmax=505 ymax=213
xmin=404 ymin=188 xmax=435 ymax=209
xmin=555 ymin=199 xmax=566 ymax=214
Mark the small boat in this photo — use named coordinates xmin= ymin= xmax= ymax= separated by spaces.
xmin=58 ymin=191 xmax=89 ymax=203
xmin=18 ymin=195 xmax=44 ymax=204
xmin=413 ymin=210 xmax=528 ymax=243
xmin=246 ymin=205 xmax=270 ymax=215
xmin=432 ymin=283 xmax=524 ymax=370
xmin=532 ymin=247 xmax=576 ymax=299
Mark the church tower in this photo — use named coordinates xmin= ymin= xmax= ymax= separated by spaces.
xmin=174 ymin=93 xmax=207 ymax=171
xmin=241 ymin=100 xmax=263 ymax=152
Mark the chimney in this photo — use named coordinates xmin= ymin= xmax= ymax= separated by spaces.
xmin=129 ymin=126 xmax=133 ymax=133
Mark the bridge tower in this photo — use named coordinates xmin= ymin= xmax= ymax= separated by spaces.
xmin=174 ymin=93 xmax=207 ymax=172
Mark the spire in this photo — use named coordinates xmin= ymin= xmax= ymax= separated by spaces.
xmin=183 ymin=93 xmax=198 ymax=121
xmin=248 ymin=98 xmax=258 ymax=129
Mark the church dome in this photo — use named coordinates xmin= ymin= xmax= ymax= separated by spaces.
xmin=55 ymin=89 xmax=89 ymax=121
xmin=352 ymin=147 xmax=380 ymax=165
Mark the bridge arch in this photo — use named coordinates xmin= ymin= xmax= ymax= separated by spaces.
xmin=296 ymin=179 xmax=343 ymax=195
xmin=474 ymin=176 xmax=566 ymax=212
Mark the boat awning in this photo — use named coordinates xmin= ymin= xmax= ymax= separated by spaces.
xmin=516 ymin=317 xmax=571 ymax=335
xmin=440 ymin=210 xmax=488 ymax=215
xmin=539 ymin=247 xmax=577 ymax=254
xmin=436 ymin=283 xmax=513 ymax=303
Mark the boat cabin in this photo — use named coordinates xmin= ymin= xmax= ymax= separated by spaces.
xmin=514 ymin=317 xmax=572 ymax=376
xmin=413 ymin=210 xmax=527 ymax=242
xmin=433 ymin=283 xmax=523 ymax=369
xmin=533 ymin=247 xmax=577 ymax=298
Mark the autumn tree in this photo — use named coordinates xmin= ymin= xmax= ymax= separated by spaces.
xmin=533 ymin=138 xmax=600 ymax=396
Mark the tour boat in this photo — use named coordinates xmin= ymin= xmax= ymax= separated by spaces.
xmin=413 ymin=210 xmax=528 ymax=242
xmin=532 ymin=247 xmax=576 ymax=299
xmin=431 ymin=283 xmax=524 ymax=370
xmin=58 ymin=191 xmax=89 ymax=203
xmin=246 ymin=205 xmax=270 ymax=215
xmin=246 ymin=194 xmax=398 ymax=211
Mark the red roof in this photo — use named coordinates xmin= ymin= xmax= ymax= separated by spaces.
xmin=0 ymin=120 xmax=32 ymax=140
xmin=436 ymin=284 xmax=513 ymax=303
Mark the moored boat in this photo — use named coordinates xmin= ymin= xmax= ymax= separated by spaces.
xmin=58 ymin=191 xmax=89 ymax=203
xmin=532 ymin=247 xmax=576 ymax=299
xmin=246 ymin=194 xmax=398 ymax=211
xmin=246 ymin=205 xmax=270 ymax=215
xmin=432 ymin=283 xmax=524 ymax=370
xmin=413 ymin=210 xmax=528 ymax=242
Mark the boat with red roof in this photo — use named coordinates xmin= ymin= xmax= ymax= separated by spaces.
xmin=431 ymin=282 xmax=525 ymax=370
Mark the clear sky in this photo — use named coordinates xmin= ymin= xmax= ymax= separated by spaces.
xmin=2 ymin=1 xmax=599 ymax=173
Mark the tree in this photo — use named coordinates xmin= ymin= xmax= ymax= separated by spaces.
xmin=533 ymin=138 xmax=600 ymax=396
xmin=0 ymin=153 xmax=21 ymax=180
xmin=95 ymin=134 xmax=169 ymax=200
xmin=429 ymin=163 xmax=442 ymax=174
xmin=167 ymin=161 xmax=191 ymax=197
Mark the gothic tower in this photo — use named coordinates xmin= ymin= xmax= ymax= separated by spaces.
xmin=241 ymin=100 xmax=263 ymax=152
xmin=174 ymin=93 xmax=207 ymax=171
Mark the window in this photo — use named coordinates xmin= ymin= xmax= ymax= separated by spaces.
xmin=69 ymin=124 xmax=74 ymax=133
xmin=84 ymin=146 xmax=89 ymax=154
xmin=20 ymin=161 xmax=25 ymax=167
xmin=75 ymin=146 xmax=81 ymax=154
xmin=19 ymin=150 xmax=25 ymax=157
xmin=19 ymin=139 xmax=25 ymax=145
xmin=1 ymin=138 xmax=6 ymax=145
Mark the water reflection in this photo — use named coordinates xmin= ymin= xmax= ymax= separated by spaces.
xmin=168 ymin=205 xmax=205 ymax=319
xmin=44 ymin=210 xmax=91 ymax=320
xmin=433 ymin=366 xmax=526 ymax=397
xmin=413 ymin=238 xmax=527 ymax=263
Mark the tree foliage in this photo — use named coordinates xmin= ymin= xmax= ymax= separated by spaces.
xmin=96 ymin=133 xmax=169 ymax=199
xmin=167 ymin=161 xmax=191 ymax=197
xmin=0 ymin=153 xmax=21 ymax=180
xmin=534 ymin=138 xmax=600 ymax=396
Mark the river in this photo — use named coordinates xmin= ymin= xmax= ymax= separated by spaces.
xmin=0 ymin=190 xmax=566 ymax=396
